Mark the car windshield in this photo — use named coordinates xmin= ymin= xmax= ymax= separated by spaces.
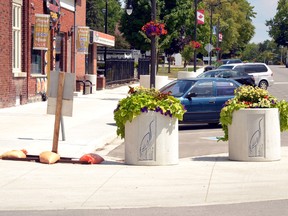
xmin=198 ymin=71 xmax=217 ymax=77
xmin=160 ymin=80 xmax=196 ymax=97
xmin=218 ymin=65 xmax=234 ymax=70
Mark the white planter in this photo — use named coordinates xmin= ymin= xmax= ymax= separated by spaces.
xmin=228 ymin=108 xmax=281 ymax=161
xmin=125 ymin=111 xmax=178 ymax=165
xmin=139 ymin=75 xmax=170 ymax=90
xmin=177 ymin=71 xmax=198 ymax=79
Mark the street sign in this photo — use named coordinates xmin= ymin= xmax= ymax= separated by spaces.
xmin=205 ymin=44 xmax=214 ymax=53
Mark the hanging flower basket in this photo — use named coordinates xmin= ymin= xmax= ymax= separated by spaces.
xmin=141 ymin=21 xmax=167 ymax=37
xmin=190 ymin=40 xmax=201 ymax=49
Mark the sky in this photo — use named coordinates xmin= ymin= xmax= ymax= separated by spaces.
xmin=120 ymin=0 xmax=278 ymax=43
xmin=248 ymin=0 xmax=278 ymax=43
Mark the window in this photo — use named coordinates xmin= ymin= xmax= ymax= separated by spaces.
xmin=31 ymin=27 xmax=43 ymax=74
xmin=216 ymin=81 xmax=238 ymax=96
xmin=55 ymin=34 xmax=65 ymax=72
xmin=191 ymin=81 xmax=213 ymax=97
xmin=12 ymin=0 xmax=22 ymax=73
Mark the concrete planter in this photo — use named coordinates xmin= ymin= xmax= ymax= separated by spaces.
xmin=125 ymin=111 xmax=178 ymax=165
xmin=177 ymin=71 xmax=198 ymax=79
xmin=228 ymin=108 xmax=281 ymax=161
xmin=139 ymin=75 xmax=170 ymax=90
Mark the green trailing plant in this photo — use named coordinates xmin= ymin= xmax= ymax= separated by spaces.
xmin=219 ymin=85 xmax=288 ymax=141
xmin=114 ymin=86 xmax=186 ymax=139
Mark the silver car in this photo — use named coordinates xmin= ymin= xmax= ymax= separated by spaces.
xmin=218 ymin=63 xmax=274 ymax=89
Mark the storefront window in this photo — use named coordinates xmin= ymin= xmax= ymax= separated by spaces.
xmin=12 ymin=0 xmax=22 ymax=73
xmin=55 ymin=34 xmax=64 ymax=71
xmin=31 ymin=26 xmax=43 ymax=74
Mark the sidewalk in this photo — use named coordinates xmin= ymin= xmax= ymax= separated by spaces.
xmin=0 ymin=84 xmax=132 ymax=158
xmin=1 ymin=82 xmax=288 ymax=212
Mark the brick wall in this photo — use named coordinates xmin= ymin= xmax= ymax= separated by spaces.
xmin=75 ymin=0 xmax=86 ymax=79
xmin=0 ymin=0 xmax=87 ymax=108
xmin=0 ymin=1 xmax=17 ymax=108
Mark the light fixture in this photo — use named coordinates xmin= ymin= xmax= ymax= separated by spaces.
xmin=126 ymin=0 xmax=133 ymax=15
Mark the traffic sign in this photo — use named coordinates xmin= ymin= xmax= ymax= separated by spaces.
xmin=205 ymin=44 xmax=214 ymax=53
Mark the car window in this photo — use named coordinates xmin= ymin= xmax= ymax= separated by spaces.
xmin=237 ymin=71 xmax=246 ymax=76
xmin=160 ymin=80 xmax=195 ymax=97
xmin=198 ymin=71 xmax=216 ymax=77
xmin=229 ymin=59 xmax=242 ymax=64
xmin=233 ymin=65 xmax=244 ymax=72
xmin=218 ymin=65 xmax=234 ymax=70
xmin=215 ymin=81 xmax=238 ymax=96
xmin=190 ymin=81 xmax=213 ymax=97
xmin=243 ymin=65 xmax=268 ymax=73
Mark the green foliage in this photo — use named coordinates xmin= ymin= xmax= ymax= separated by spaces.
xmin=219 ymin=85 xmax=288 ymax=141
xmin=266 ymin=0 xmax=288 ymax=47
xmin=86 ymin=0 xmax=129 ymax=48
xmin=114 ymin=86 xmax=186 ymax=138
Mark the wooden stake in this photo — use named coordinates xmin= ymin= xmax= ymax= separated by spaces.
xmin=52 ymin=72 xmax=65 ymax=153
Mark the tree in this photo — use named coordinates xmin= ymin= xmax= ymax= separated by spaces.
xmin=241 ymin=43 xmax=260 ymax=62
xmin=86 ymin=0 xmax=128 ymax=48
xmin=119 ymin=0 xmax=256 ymax=61
xmin=266 ymin=0 xmax=288 ymax=47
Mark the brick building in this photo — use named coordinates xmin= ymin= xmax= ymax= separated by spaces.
xmin=0 ymin=0 xmax=90 ymax=108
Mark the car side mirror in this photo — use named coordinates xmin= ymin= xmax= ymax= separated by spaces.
xmin=186 ymin=92 xmax=197 ymax=98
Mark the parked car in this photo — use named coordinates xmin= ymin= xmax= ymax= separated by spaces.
xmin=220 ymin=59 xmax=242 ymax=64
xmin=197 ymin=69 xmax=256 ymax=86
xmin=160 ymin=78 xmax=241 ymax=125
xmin=204 ymin=65 xmax=216 ymax=72
xmin=218 ymin=63 xmax=274 ymax=89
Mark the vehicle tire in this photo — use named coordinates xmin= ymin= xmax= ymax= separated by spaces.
xmin=258 ymin=80 xmax=268 ymax=90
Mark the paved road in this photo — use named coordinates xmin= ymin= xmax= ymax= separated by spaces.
xmin=1 ymin=65 xmax=288 ymax=216
xmin=108 ymin=65 xmax=288 ymax=160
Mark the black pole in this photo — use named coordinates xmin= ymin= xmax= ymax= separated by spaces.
xmin=216 ymin=17 xmax=220 ymax=61
xmin=209 ymin=6 xmax=213 ymax=66
xmin=193 ymin=0 xmax=197 ymax=72
xmin=150 ymin=0 xmax=156 ymax=88
xmin=104 ymin=0 xmax=108 ymax=77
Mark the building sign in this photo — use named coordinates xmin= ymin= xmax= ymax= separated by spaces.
xmin=46 ymin=0 xmax=61 ymax=22
xmin=91 ymin=31 xmax=115 ymax=47
xmin=76 ymin=26 xmax=90 ymax=54
xmin=33 ymin=14 xmax=50 ymax=50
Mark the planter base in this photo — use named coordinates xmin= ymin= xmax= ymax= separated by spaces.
xmin=228 ymin=108 xmax=281 ymax=162
xmin=125 ymin=112 xmax=178 ymax=166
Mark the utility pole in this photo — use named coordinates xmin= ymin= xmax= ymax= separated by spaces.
xmin=150 ymin=0 xmax=156 ymax=88
xmin=104 ymin=0 xmax=108 ymax=77
xmin=193 ymin=0 xmax=198 ymax=72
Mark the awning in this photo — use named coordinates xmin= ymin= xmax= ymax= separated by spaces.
xmin=90 ymin=31 xmax=115 ymax=47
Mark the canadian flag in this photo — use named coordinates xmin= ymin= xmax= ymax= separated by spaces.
xmin=197 ymin=10 xmax=205 ymax=25
xmin=219 ymin=33 xmax=223 ymax=42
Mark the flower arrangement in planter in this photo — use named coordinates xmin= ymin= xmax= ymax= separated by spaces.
xmin=114 ymin=86 xmax=186 ymax=139
xmin=190 ymin=40 xmax=201 ymax=49
xmin=219 ymin=85 xmax=288 ymax=141
xmin=141 ymin=21 xmax=167 ymax=37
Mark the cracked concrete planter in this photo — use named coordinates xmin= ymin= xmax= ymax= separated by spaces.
xmin=228 ymin=108 xmax=281 ymax=162
xmin=125 ymin=111 xmax=178 ymax=166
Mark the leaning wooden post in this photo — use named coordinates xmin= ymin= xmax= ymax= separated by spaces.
xmin=52 ymin=72 xmax=65 ymax=153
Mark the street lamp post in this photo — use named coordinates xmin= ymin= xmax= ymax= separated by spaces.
xmin=193 ymin=0 xmax=198 ymax=72
xmin=126 ymin=0 xmax=157 ymax=88
xmin=208 ymin=0 xmax=224 ymax=65
xmin=150 ymin=0 xmax=156 ymax=88
xmin=103 ymin=0 xmax=108 ymax=77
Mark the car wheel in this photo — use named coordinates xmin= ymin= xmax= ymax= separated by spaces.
xmin=258 ymin=80 xmax=268 ymax=90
